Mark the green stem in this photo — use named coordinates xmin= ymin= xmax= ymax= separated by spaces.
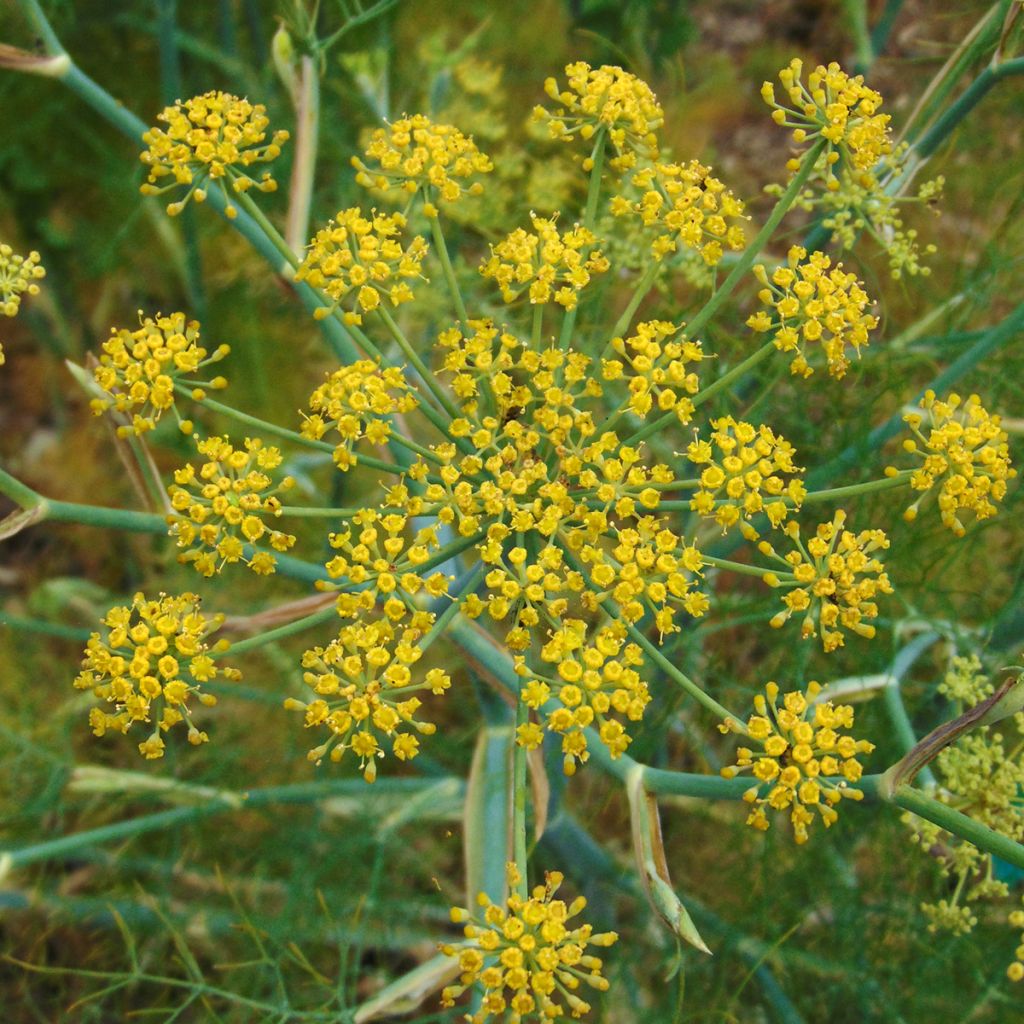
xmin=222 ymin=604 xmax=338 ymax=657
xmin=18 ymin=0 xmax=66 ymax=55
xmin=623 ymin=620 xmax=736 ymax=723
xmin=376 ymin=306 xmax=460 ymax=423
xmin=285 ymin=53 xmax=320 ymax=254
xmin=511 ymin=690 xmax=529 ymax=900
xmin=233 ymin=187 xmax=299 ymax=271
xmin=887 ymin=784 xmax=1024 ymax=871
xmin=604 ymin=261 xmax=660 ymax=352
xmin=558 ymin=128 xmax=607 ymax=351
xmin=428 ymin=210 xmax=469 ymax=325
xmin=702 ymin=554 xmax=777 ymax=580
xmin=419 ymin=561 xmax=486 ymax=653
xmin=47 ymin=501 xmax=167 ymax=534
xmin=683 ymin=139 xmax=825 ymax=344
xmin=0 ymin=465 xmax=43 ymax=509
xmin=0 ymin=777 xmax=463 ymax=870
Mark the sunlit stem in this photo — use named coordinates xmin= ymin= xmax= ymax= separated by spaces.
xmin=285 ymin=54 xmax=320 ymax=253
xmin=427 ymin=206 xmax=469 ymax=326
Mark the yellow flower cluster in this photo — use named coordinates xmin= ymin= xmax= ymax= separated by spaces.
xmin=760 ymin=511 xmax=893 ymax=652
xmin=320 ymin=510 xmax=452 ymax=618
xmin=352 ymin=113 xmax=493 ymax=210
xmin=140 ymin=91 xmax=289 ymax=217
xmin=600 ymin=320 xmax=706 ymax=422
xmin=91 ymin=312 xmax=229 ymax=436
xmin=610 ymin=160 xmax=746 ymax=264
xmin=479 ymin=214 xmax=609 ymax=310
xmin=441 ymin=863 xmax=617 ymax=1021
xmin=889 ymin=390 xmax=1016 ymax=536
xmin=535 ymin=61 xmax=663 ymax=171
xmin=300 ymin=360 xmax=419 ymax=471
xmin=168 ymin=436 xmax=296 ymax=577
xmin=720 ymin=681 xmax=874 ymax=843
xmin=73 ymin=592 xmax=238 ymax=759
xmin=0 ymin=244 xmax=45 ymax=334
xmin=294 ymin=208 xmax=428 ymax=323
xmin=515 ymin=620 xmax=648 ymax=774
xmin=286 ymin=617 xmax=450 ymax=782
xmin=685 ymin=417 xmax=806 ymax=529
xmin=762 ymin=59 xmax=892 ymax=187
xmin=747 ymin=245 xmax=877 ymax=378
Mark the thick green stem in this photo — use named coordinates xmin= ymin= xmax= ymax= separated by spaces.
xmin=0 ymin=466 xmax=42 ymax=510
xmin=428 ymin=211 xmax=469 ymax=325
xmin=887 ymin=785 xmax=1024 ymax=871
xmin=285 ymin=54 xmax=320 ymax=254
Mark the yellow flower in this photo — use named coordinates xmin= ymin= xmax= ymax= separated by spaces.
xmin=139 ymin=91 xmax=289 ymax=217
xmin=720 ymin=680 xmax=874 ymax=843
xmin=0 ymin=244 xmax=45 ymax=342
xmin=610 ymin=160 xmax=746 ymax=264
xmin=90 ymin=312 xmax=230 ymax=436
xmin=748 ymin=245 xmax=877 ymax=378
xmin=535 ymin=61 xmax=663 ymax=172
xmin=441 ymin=863 xmax=617 ymax=1021
xmin=686 ymin=417 xmax=806 ymax=529
xmin=167 ymin=436 xmax=296 ymax=577
xmin=480 ymin=213 xmax=609 ymax=310
xmin=762 ymin=59 xmax=892 ymax=188
xmin=300 ymin=360 xmax=420 ymax=470
xmin=286 ymin=617 xmax=450 ymax=781
xmin=294 ymin=208 xmax=428 ymax=323
xmin=889 ymin=390 xmax=1016 ymax=536
xmin=352 ymin=113 xmax=493 ymax=206
xmin=760 ymin=511 xmax=893 ymax=652
xmin=601 ymin=320 xmax=706 ymax=423
xmin=73 ymin=592 xmax=238 ymax=758
xmin=320 ymin=509 xmax=451 ymax=618
xmin=515 ymin=620 xmax=649 ymax=774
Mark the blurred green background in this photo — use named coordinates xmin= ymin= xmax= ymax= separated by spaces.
xmin=1 ymin=1 xmax=1023 ymax=1021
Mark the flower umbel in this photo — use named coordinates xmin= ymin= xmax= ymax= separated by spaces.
xmin=611 ymin=160 xmax=746 ymax=265
xmin=294 ymin=208 xmax=428 ymax=323
xmin=480 ymin=213 xmax=609 ymax=310
xmin=300 ymin=360 xmax=420 ymax=471
xmin=90 ymin=312 xmax=229 ymax=436
xmin=763 ymin=59 xmax=892 ymax=187
xmin=535 ymin=61 xmax=663 ymax=172
xmin=352 ymin=113 xmax=493 ymax=209
xmin=685 ymin=416 xmax=806 ymax=530
xmin=747 ymin=245 xmax=877 ymax=378
xmin=73 ymin=592 xmax=238 ymax=758
xmin=441 ymin=863 xmax=618 ymax=1021
xmin=721 ymin=680 xmax=874 ymax=843
xmin=888 ymin=390 xmax=1016 ymax=536
xmin=760 ymin=511 xmax=893 ymax=652
xmin=168 ymin=436 xmax=296 ymax=577
xmin=140 ymin=91 xmax=289 ymax=217
xmin=286 ymin=617 xmax=450 ymax=782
